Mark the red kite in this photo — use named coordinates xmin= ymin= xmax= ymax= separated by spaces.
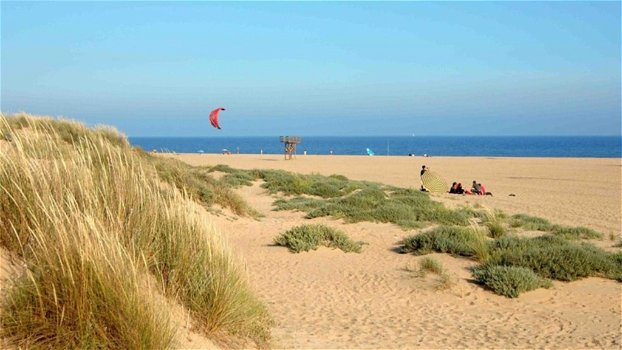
xmin=209 ymin=107 xmax=226 ymax=129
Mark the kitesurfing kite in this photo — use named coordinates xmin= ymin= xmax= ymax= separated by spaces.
xmin=209 ymin=107 xmax=226 ymax=129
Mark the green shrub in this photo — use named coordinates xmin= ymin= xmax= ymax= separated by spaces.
xmin=248 ymin=170 xmax=478 ymax=228
xmin=273 ymin=196 xmax=325 ymax=212
xmin=483 ymin=210 xmax=507 ymax=238
xmin=509 ymin=214 xmax=602 ymax=240
xmin=400 ymin=226 xmax=488 ymax=260
xmin=549 ymin=225 xmax=602 ymax=240
xmin=486 ymin=221 xmax=506 ymax=238
xmin=509 ymin=214 xmax=552 ymax=230
xmin=472 ymin=265 xmax=552 ymax=298
xmin=275 ymin=187 xmax=475 ymax=229
xmin=488 ymin=235 xmax=620 ymax=281
xmin=274 ymin=224 xmax=363 ymax=253
xmin=220 ymin=171 xmax=256 ymax=188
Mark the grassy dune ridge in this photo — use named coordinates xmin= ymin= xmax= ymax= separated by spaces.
xmin=0 ymin=114 xmax=271 ymax=348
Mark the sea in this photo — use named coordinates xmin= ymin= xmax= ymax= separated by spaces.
xmin=129 ymin=136 xmax=622 ymax=158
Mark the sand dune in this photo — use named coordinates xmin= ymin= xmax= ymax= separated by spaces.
xmin=170 ymin=154 xmax=621 ymax=348
xmin=3 ymin=152 xmax=619 ymax=348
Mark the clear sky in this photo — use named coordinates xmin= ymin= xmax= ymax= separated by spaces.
xmin=2 ymin=1 xmax=620 ymax=136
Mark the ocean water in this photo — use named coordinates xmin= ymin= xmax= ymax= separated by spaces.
xmin=129 ymin=136 xmax=621 ymax=158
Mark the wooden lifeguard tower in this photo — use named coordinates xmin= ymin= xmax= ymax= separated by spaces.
xmin=280 ymin=136 xmax=301 ymax=160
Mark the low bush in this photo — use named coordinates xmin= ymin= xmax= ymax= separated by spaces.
xmin=549 ymin=225 xmax=602 ymax=240
xmin=273 ymin=224 xmax=363 ymax=253
xmin=488 ymin=235 xmax=620 ymax=281
xmin=276 ymin=188 xmax=475 ymax=229
xmin=509 ymin=214 xmax=552 ymax=230
xmin=400 ymin=226 xmax=488 ymax=260
xmin=509 ymin=214 xmax=602 ymax=240
xmin=483 ymin=210 xmax=507 ymax=238
xmin=472 ymin=265 xmax=552 ymax=298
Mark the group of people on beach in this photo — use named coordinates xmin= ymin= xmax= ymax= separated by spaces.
xmin=449 ymin=181 xmax=492 ymax=196
xmin=419 ymin=165 xmax=492 ymax=196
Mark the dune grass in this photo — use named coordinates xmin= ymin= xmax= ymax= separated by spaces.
xmin=472 ymin=265 xmax=552 ymax=298
xmin=400 ymin=224 xmax=622 ymax=296
xmin=509 ymin=214 xmax=602 ymax=240
xmin=418 ymin=256 xmax=445 ymax=276
xmin=400 ymin=226 xmax=490 ymax=260
xmin=273 ymin=224 xmax=364 ymax=253
xmin=0 ymin=114 xmax=271 ymax=347
xmin=215 ymin=167 xmax=478 ymax=228
xmin=483 ymin=209 xmax=507 ymax=238
xmin=145 ymin=155 xmax=259 ymax=217
xmin=413 ymin=257 xmax=455 ymax=290
xmin=273 ymin=187 xmax=475 ymax=229
xmin=487 ymin=235 xmax=621 ymax=282
xmin=212 ymin=166 xmax=603 ymax=245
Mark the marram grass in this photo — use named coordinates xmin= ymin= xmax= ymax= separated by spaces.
xmin=0 ymin=114 xmax=271 ymax=348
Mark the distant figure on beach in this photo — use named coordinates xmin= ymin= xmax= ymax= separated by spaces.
xmin=479 ymin=183 xmax=493 ymax=196
xmin=456 ymin=183 xmax=465 ymax=194
xmin=449 ymin=182 xmax=465 ymax=194
xmin=304 ymin=149 xmax=307 ymax=156
xmin=470 ymin=181 xmax=493 ymax=196
xmin=471 ymin=181 xmax=481 ymax=195
xmin=330 ymin=150 xmax=333 ymax=155
xmin=260 ymin=149 xmax=263 ymax=155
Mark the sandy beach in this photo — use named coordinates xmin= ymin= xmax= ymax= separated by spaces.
xmin=168 ymin=153 xmax=622 ymax=349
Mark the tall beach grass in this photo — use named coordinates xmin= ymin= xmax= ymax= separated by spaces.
xmin=0 ymin=114 xmax=271 ymax=347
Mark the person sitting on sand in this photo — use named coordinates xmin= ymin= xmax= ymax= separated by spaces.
xmin=479 ymin=183 xmax=493 ymax=196
xmin=471 ymin=181 xmax=481 ymax=195
xmin=449 ymin=182 xmax=457 ymax=193
xmin=449 ymin=182 xmax=465 ymax=194
xmin=456 ymin=183 xmax=465 ymax=194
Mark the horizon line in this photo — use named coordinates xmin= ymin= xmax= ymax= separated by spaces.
xmin=127 ymin=134 xmax=622 ymax=138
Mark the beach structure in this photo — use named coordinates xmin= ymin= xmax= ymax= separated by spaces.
xmin=280 ymin=136 xmax=301 ymax=160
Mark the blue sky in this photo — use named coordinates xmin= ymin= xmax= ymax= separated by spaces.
xmin=2 ymin=2 xmax=620 ymax=136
